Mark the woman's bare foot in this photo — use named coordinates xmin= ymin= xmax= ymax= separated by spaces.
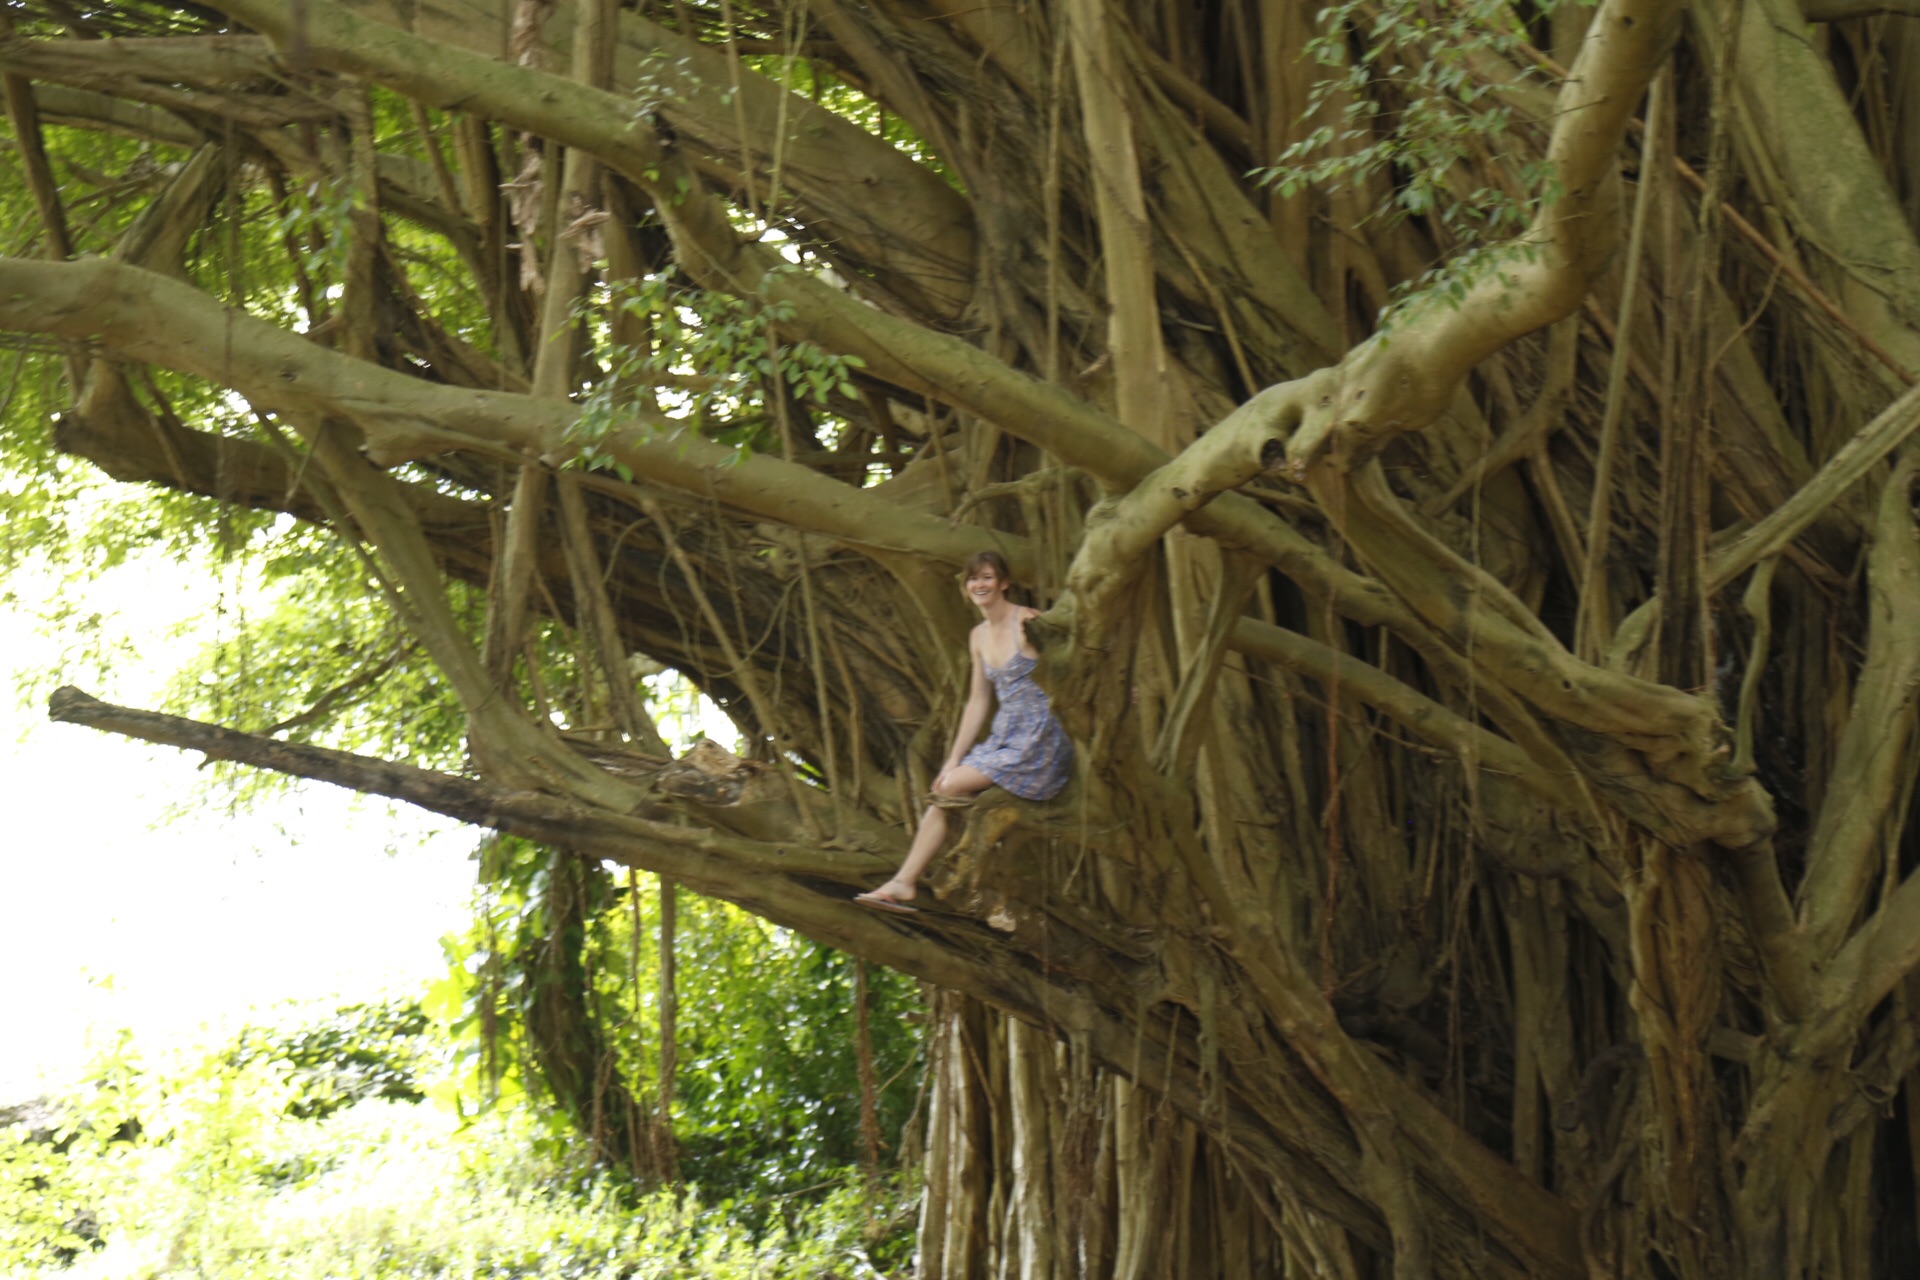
xmin=854 ymin=879 xmax=919 ymax=914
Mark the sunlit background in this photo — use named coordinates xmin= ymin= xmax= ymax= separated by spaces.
xmin=0 ymin=552 xmax=474 ymax=1100
xmin=0 ymin=546 xmax=736 ymax=1102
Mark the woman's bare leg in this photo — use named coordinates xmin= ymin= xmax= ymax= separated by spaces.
xmin=867 ymin=764 xmax=995 ymax=901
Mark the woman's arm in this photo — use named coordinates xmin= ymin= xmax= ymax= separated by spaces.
xmin=940 ymin=632 xmax=995 ymax=775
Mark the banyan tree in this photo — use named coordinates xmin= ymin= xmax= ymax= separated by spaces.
xmin=7 ymin=0 xmax=1920 ymax=1274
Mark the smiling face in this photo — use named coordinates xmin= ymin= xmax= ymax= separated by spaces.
xmin=963 ymin=565 xmax=1009 ymax=609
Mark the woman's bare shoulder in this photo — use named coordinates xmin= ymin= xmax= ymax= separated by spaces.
xmin=1016 ymin=606 xmax=1043 ymax=622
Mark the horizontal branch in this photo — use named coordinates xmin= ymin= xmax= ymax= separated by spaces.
xmin=53 ymin=370 xmax=475 ymax=529
xmin=31 ymin=83 xmax=203 ymax=147
xmin=44 ymin=684 xmax=876 ymax=876
xmin=0 ymin=255 xmax=1020 ymax=570
xmin=1801 ymin=0 xmax=1920 ymax=17
xmin=43 ymin=683 xmax=1119 ymax=1014
xmin=0 ymin=33 xmax=278 ymax=88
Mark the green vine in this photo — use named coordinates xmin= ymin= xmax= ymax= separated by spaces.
xmin=568 ymin=269 xmax=865 ymax=478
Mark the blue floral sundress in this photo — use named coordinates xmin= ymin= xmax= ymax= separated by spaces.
xmin=961 ymin=651 xmax=1073 ymax=801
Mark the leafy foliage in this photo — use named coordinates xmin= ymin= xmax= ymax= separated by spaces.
xmin=0 ymin=1104 xmax=97 ymax=1269
xmin=571 ymin=273 xmax=867 ymax=476
xmin=0 ymin=1013 xmax=916 ymax=1279
xmin=226 ymin=999 xmax=434 ymax=1121
xmin=1254 ymin=0 xmax=1589 ymax=322
xmin=160 ymin=525 xmax=469 ymax=771
xmin=668 ymin=907 xmax=921 ymax=1203
xmin=430 ymin=835 xmax=924 ymax=1201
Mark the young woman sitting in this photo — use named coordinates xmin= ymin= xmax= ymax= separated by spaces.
xmin=855 ymin=551 xmax=1072 ymax=914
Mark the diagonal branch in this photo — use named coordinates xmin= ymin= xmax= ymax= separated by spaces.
xmin=1227 ymin=617 xmax=1575 ymax=812
xmin=300 ymin=419 xmax=645 ymax=809
xmin=1795 ymin=453 xmax=1920 ymax=954
xmin=39 ymin=685 xmax=1099 ymax=1007
xmin=45 ymin=685 xmax=874 ymax=880
xmin=1706 ymin=379 xmax=1920 ymax=591
xmin=1609 ymin=376 xmax=1920 ymax=662
xmin=1057 ymin=372 xmax=1334 ymax=622
xmin=1 ymin=68 xmax=74 ymax=261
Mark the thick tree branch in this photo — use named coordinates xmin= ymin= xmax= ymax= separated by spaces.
xmin=39 ymin=684 xmax=1102 ymax=1008
xmin=1796 ymin=454 xmax=1920 ymax=954
xmin=44 ymin=685 xmax=876 ymax=879
xmin=1287 ymin=0 xmax=1681 ymax=470
xmin=1055 ymin=375 xmax=1329 ymax=620
xmin=0 ymin=255 xmax=1013 ymax=570
xmin=29 ymin=83 xmax=202 ymax=147
xmin=1801 ymin=0 xmax=1920 ymax=18
xmin=1228 ymin=617 xmax=1574 ymax=813
xmin=301 ymin=0 xmax=979 ymax=321
xmin=0 ymin=33 xmax=278 ymax=88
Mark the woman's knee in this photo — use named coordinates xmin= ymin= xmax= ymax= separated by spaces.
xmin=933 ymin=764 xmax=992 ymax=800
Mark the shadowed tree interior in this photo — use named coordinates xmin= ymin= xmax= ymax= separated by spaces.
xmin=7 ymin=0 xmax=1920 ymax=1275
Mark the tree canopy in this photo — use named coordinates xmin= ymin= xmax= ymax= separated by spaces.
xmin=8 ymin=0 xmax=1920 ymax=1275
